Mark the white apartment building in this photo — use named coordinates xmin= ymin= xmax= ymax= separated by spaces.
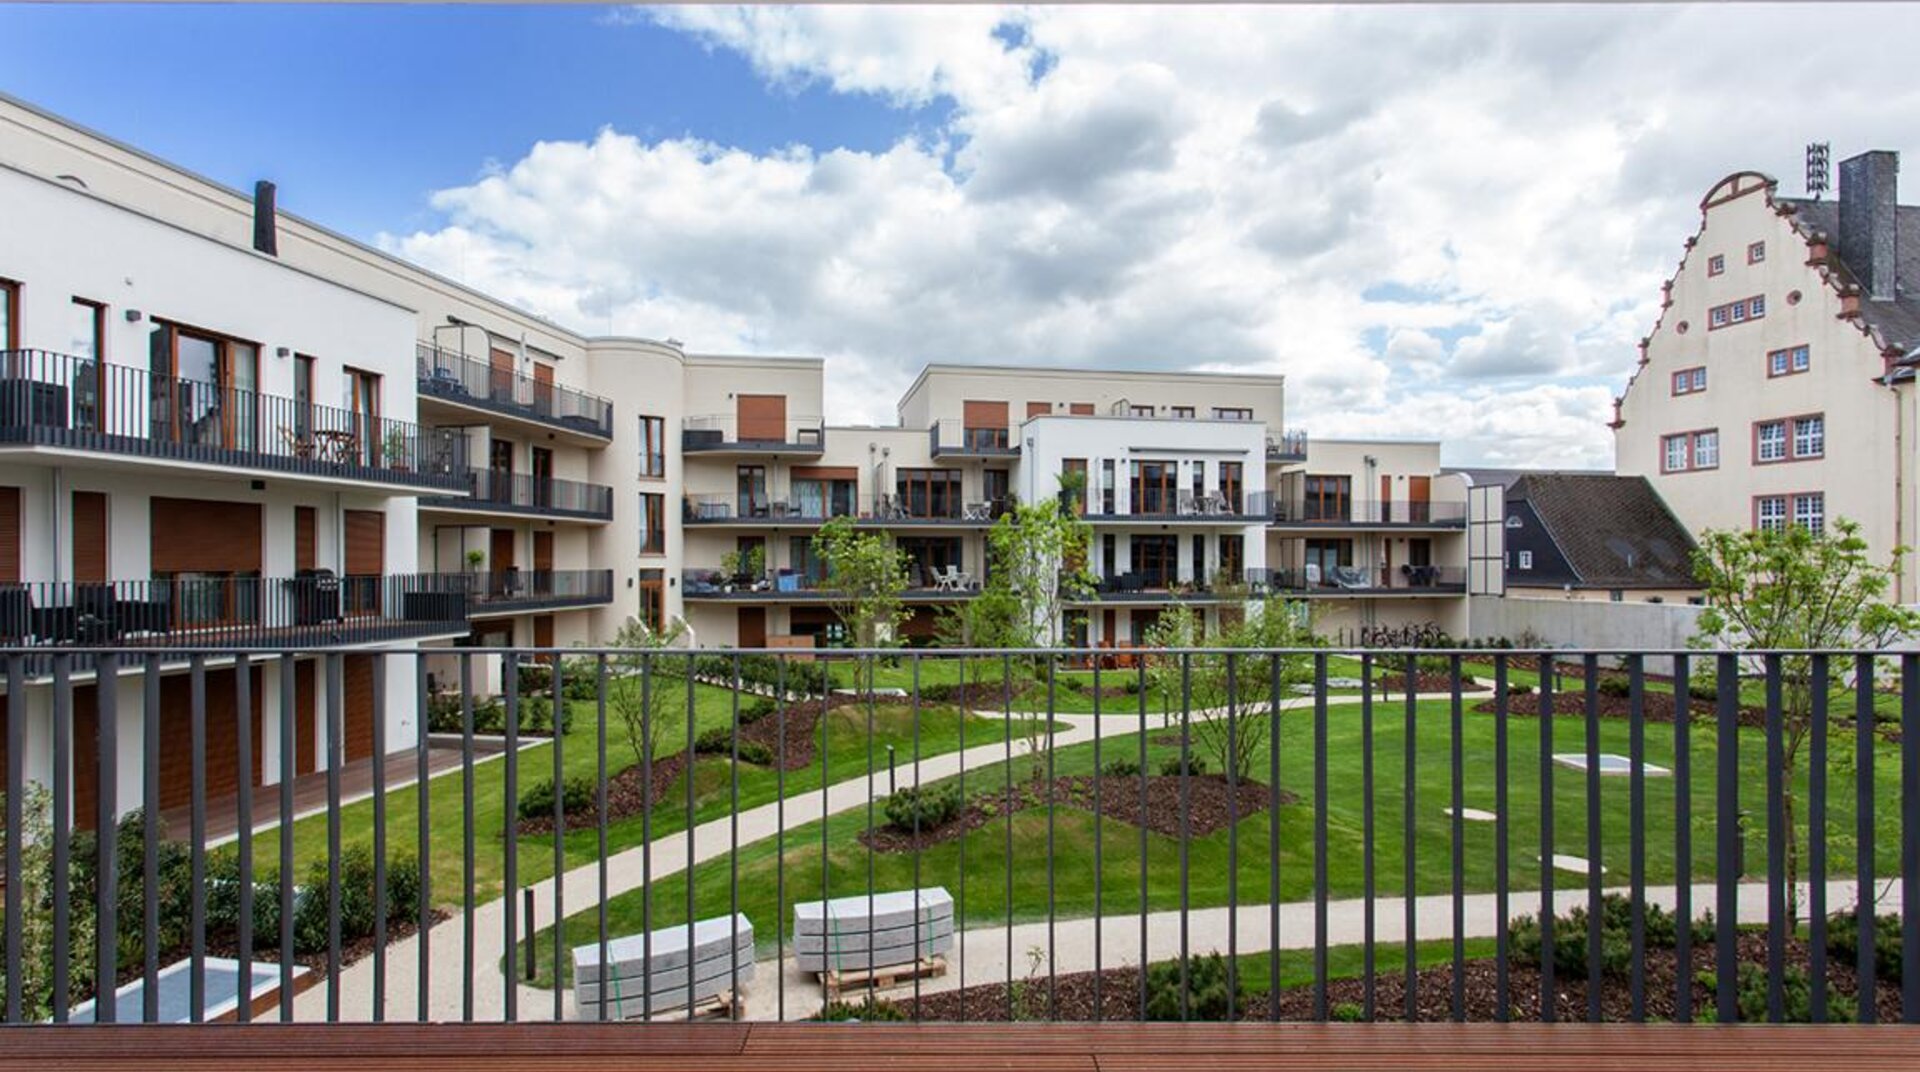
xmin=1616 ymin=149 xmax=1920 ymax=598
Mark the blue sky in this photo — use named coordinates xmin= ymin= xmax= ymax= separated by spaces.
xmin=0 ymin=4 xmax=940 ymax=238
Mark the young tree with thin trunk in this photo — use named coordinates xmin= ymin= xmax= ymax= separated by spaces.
xmin=608 ymin=614 xmax=689 ymax=770
xmin=814 ymin=516 xmax=912 ymax=694
xmin=986 ymin=496 xmax=1096 ymax=649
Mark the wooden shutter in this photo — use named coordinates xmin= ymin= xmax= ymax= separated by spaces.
xmin=533 ymin=614 xmax=555 ymax=649
xmin=533 ymin=531 xmax=554 ymax=572
xmin=791 ymin=466 xmax=858 ymax=481
xmin=736 ymin=394 xmax=787 ymax=441
xmin=150 ymin=498 xmax=261 ymax=572
xmin=532 ymin=363 xmax=555 ymax=413
xmin=344 ymin=655 xmax=375 ymax=762
xmin=344 ymin=510 xmax=385 ymax=576
xmin=0 ymin=486 xmax=21 ymax=583
xmin=1026 ymin=401 xmax=1052 ymax=419
xmin=72 ymin=492 xmax=108 ymax=584
xmin=490 ymin=528 xmax=515 ymax=570
xmin=295 ymin=660 xmax=316 ymax=774
xmin=737 ymin=607 xmax=766 ymax=648
xmin=1069 ymin=403 xmax=1095 ymax=416
xmin=294 ymin=506 xmax=317 ymax=572
xmin=962 ymin=400 xmax=1009 ymax=430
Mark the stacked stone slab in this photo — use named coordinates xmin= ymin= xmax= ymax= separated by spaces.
xmin=571 ymin=913 xmax=754 ymax=1019
xmin=793 ymin=888 xmax=953 ymax=974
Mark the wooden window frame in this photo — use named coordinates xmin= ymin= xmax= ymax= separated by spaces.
xmin=640 ymin=492 xmax=666 ymax=554
xmin=1302 ymin=474 xmax=1352 ymax=520
xmin=639 ymin=415 xmax=666 ymax=478
xmin=895 ymin=468 xmax=962 ymax=519
xmin=1130 ymin=460 xmax=1179 ymax=515
xmin=0 ymin=278 xmax=18 ymax=349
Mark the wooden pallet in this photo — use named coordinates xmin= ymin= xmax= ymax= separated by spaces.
xmin=672 ymin=990 xmax=744 ymax=1023
xmin=819 ymin=955 xmax=948 ymax=1000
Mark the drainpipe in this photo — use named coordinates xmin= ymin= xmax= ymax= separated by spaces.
xmin=1884 ymin=364 xmax=1909 ymax=601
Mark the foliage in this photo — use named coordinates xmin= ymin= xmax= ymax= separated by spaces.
xmin=517 ymin=774 xmax=595 ymax=822
xmin=1509 ymin=893 xmax=1678 ymax=979
xmin=1100 ymin=757 xmax=1142 ymax=778
xmin=932 ymin=587 xmax=1028 ymax=682
xmin=291 ymin=843 xmax=418 ymax=956
xmin=426 ymin=693 xmax=566 ymax=736
xmin=607 ymin=614 xmax=692 ymax=778
xmin=811 ymin=998 xmax=907 ymax=1021
xmin=1144 ymin=953 xmax=1244 ymax=1021
xmin=735 ymin=741 xmax=775 ymax=767
xmin=814 ymin=517 xmax=912 ymax=694
xmin=984 ymin=496 xmax=1096 ymax=649
xmin=0 ymin=785 xmax=98 ymax=1020
xmin=1596 ymin=675 xmax=1632 ymax=699
xmin=1696 ymin=963 xmax=1857 ymax=1024
xmin=720 ymin=543 xmax=766 ymax=581
xmin=1691 ymin=518 xmax=1920 ymax=924
xmin=1825 ymin=902 xmax=1904 ymax=982
xmin=881 ymin=783 xmax=964 ymax=833
xmin=1142 ymin=602 xmax=1320 ymax=780
xmin=693 ymin=727 xmax=736 ymax=755
xmin=1330 ymin=1000 xmax=1366 ymax=1022
xmin=1158 ymin=755 xmax=1208 ymax=777
xmin=740 ymin=698 xmax=778 ymax=725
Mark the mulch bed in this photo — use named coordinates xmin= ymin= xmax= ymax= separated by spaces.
xmin=1473 ymin=689 xmax=1771 ymax=731
xmin=113 ymin=909 xmax=452 ymax=992
xmin=893 ymin=933 xmax=1900 ymax=1023
xmin=857 ymin=774 xmax=1291 ymax=852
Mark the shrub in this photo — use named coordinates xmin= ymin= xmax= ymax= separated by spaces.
xmin=741 ymin=698 xmax=778 ymax=725
xmin=517 ymin=662 xmax=553 ymax=694
xmin=1510 ymin=893 xmax=1678 ymax=979
xmin=203 ymin=853 xmax=282 ymax=951
xmin=1825 ymin=902 xmax=1904 ymax=982
xmin=1123 ymin=676 xmax=1143 ymax=695
xmin=812 ymin=998 xmax=907 ymax=1021
xmin=1505 ymin=683 xmax=1535 ymax=697
xmin=1144 ymin=953 xmax=1243 ymax=1021
xmin=1158 ymin=756 xmax=1208 ymax=777
xmin=881 ymin=784 xmax=963 ymax=833
xmin=289 ymin=846 xmax=419 ymax=955
xmin=425 ymin=691 xmax=464 ymax=734
xmin=1414 ymin=654 xmax=1454 ymax=676
xmin=1596 ymin=676 xmax=1632 ymax=699
xmin=736 ymin=741 xmax=775 ymax=766
xmin=1687 ymin=681 xmax=1719 ymax=702
xmin=1698 ymin=963 xmax=1856 ymax=1024
xmin=517 ymin=774 xmax=595 ymax=822
xmin=1101 ymin=757 xmax=1142 ymax=778
xmin=560 ymin=656 xmax=602 ymax=702
xmin=694 ymin=727 xmax=735 ymax=755
xmin=1330 ymin=1001 xmax=1366 ymax=1023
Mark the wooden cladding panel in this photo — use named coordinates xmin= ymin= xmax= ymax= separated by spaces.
xmin=71 ymin=492 xmax=108 ymax=584
xmin=736 ymin=394 xmax=788 ymax=442
xmin=791 ymin=466 xmax=858 ymax=481
xmin=532 ymin=614 xmax=556 ymax=663
xmin=736 ymin=606 xmax=767 ymax=648
xmin=294 ymin=506 xmax=317 ymax=572
xmin=344 ymin=654 xmax=375 ymax=763
xmin=1069 ymin=403 xmax=1095 ymax=415
xmin=0 ymin=486 xmax=19 ymax=584
xmin=344 ymin=510 xmax=385 ymax=576
xmin=295 ymin=659 xmax=316 ymax=774
xmin=962 ymin=399 xmax=1009 ymax=429
xmin=490 ymin=528 xmax=515 ymax=570
xmin=150 ymin=498 xmax=261 ymax=573
xmin=1027 ymin=401 xmax=1052 ymax=419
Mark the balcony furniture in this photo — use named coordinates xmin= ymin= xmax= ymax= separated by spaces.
xmin=1202 ymin=492 xmax=1229 ymax=516
xmin=1176 ymin=491 xmax=1198 ymax=516
xmin=962 ymin=501 xmax=991 ymax=522
xmin=277 ymin=425 xmax=316 ymax=460
xmin=288 ymin=570 xmax=342 ymax=626
xmin=1304 ymin=562 xmax=1323 ymax=587
xmin=793 ymin=887 xmax=953 ymax=975
xmin=769 ymin=501 xmax=792 ymax=519
xmin=572 ymin=914 xmax=755 ymax=1021
xmin=775 ymin=571 xmax=802 ymax=593
xmin=312 ymin=428 xmax=361 ymax=465
xmin=1330 ymin=566 xmax=1371 ymax=590
xmin=933 ymin=565 xmax=972 ymax=592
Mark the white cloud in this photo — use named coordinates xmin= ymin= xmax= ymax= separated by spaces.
xmin=382 ymin=4 xmax=1920 ymax=466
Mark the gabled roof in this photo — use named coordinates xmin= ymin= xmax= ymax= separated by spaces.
xmin=1780 ymin=197 xmax=1920 ymax=357
xmin=1506 ymin=473 xmax=1702 ymax=590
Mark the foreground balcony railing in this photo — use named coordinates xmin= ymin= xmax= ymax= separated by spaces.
xmin=423 ymin=470 xmax=614 ymax=522
xmin=2 ymin=644 xmax=1914 ymax=1028
xmin=463 ymin=569 xmax=615 ymax=613
xmin=415 ymin=345 xmax=614 ymax=441
xmin=1 ymin=350 xmax=468 ymax=492
xmin=1271 ymin=498 xmax=1469 ymax=527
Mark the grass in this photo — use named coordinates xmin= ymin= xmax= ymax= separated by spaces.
xmin=242 ymin=678 xmax=1056 ymax=905
xmin=525 ymin=697 xmax=1907 ymax=990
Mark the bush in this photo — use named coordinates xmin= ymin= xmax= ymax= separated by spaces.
xmin=1596 ymin=676 xmax=1632 ymax=699
xmin=1687 ymin=681 xmax=1719 ymax=702
xmin=740 ymin=698 xmax=778 ymax=725
xmin=289 ymin=845 xmax=419 ymax=956
xmin=694 ymin=727 xmax=735 ymax=755
xmin=812 ymin=998 xmax=907 ymax=1021
xmin=881 ymin=784 xmax=963 ymax=833
xmin=736 ymin=741 xmax=775 ymax=766
xmin=1330 ymin=1001 xmax=1366 ymax=1023
xmin=1144 ymin=953 xmax=1243 ymax=1021
xmin=204 ymin=853 xmax=282 ymax=951
xmin=1101 ymin=757 xmax=1142 ymax=778
xmin=518 ymin=774 xmax=595 ymax=822
xmin=1698 ymin=963 xmax=1856 ymax=1024
xmin=1825 ymin=902 xmax=1904 ymax=982
xmin=1510 ymin=893 xmax=1678 ymax=979
xmin=517 ymin=662 xmax=552 ymax=695
xmin=1413 ymin=654 xmax=1455 ymax=676
xmin=1505 ymin=683 xmax=1535 ymax=697
xmin=1158 ymin=755 xmax=1208 ymax=777
xmin=560 ymin=656 xmax=602 ymax=702
xmin=425 ymin=691 xmax=464 ymax=734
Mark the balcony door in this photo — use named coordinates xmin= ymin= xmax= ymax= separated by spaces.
xmin=531 ymin=446 xmax=553 ymax=509
xmin=489 ymin=439 xmax=514 ymax=503
xmin=1130 ymin=460 xmax=1176 ymax=516
xmin=343 ymin=509 xmax=385 ymax=616
xmin=149 ymin=322 xmax=258 ymax=451
xmin=1408 ymin=475 xmax=1431 ymax=524
xmin=532 ymin=362 xmax=555 ymax=416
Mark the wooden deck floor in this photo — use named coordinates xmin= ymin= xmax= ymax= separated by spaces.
xmin=5 ymin=1022 xmax=1919 ymax=1071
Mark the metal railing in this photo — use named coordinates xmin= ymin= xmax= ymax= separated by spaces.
xmin=1084 ymin=490 xmax=1273 ymax=521
xmin=929 ymin=420 xmax=1020 ymax=457
xmin=681 ymin=415 xmax=825 ymax=452
xmin=1270 ymin=499 xmax=1469 ymax=526
xmin=682 ymin=494 xmax=859 ymax=524
xmin=1261 ymin=564 xmax=1467 ymax=593
xmin=1 ymin=350 xmax=468 ymax=491
xmin=1267 ymin=430 xmax=1308 ymax=461
xmin=681 ymin=567 xmax=977 ymax=597
xmin=423 ymin=470 xmax=614 ymax=522
xmin=3 ymin=645 xmax=1915 ymax=1028
xmin=462 ymin=569 xmax=615 ymax=612
xmin=415 ymin=345 xmax=614 ymax=440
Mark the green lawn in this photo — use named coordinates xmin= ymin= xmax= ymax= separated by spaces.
xmin=525 ymin=698 xmax=1905 ymax=989
xmin=242 ymin=680 xmax=1056 ymax=905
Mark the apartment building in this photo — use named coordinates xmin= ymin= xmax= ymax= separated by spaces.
xmin=1615 ymin=149 xmax=1920 ymax=599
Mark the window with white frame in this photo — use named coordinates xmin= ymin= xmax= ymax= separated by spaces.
xmin=1664 ymin=434 xmax=1689 ymax=472
xmin=1709 ymin=295 xmax=1765 ymax=329
xmin=1664 ymin=430 xmax=1718 ymax=472
xmin=1793 ymin=415 xmax=1825 ymax=458
xmin=1672 ymin=366 xmax=1707 ymax=394
xmin=1748 ymin=241 xmax=1766 ymax=264
xmin=1757 ymin=495 xmax=1788 ymax=532
xmin=1517 ymin=550 xmax=1534 ymax=570
xmin=1794 ymin=493 xmax=1824 ymax=535
xmin=1757 ymin=420 xmax=1787 ymax=462
xmin=1693 ymin=429 xmax=1719 ymax=468
xmin=1710 ymin=305 xmax=1730 ymax=328
xmin=1768 ymin=345 xmax=1811 ymax=377
xmin=1708 ymin=254 xmax=1725 ymax=276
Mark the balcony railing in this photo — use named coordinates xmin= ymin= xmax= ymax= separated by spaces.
xmin=1084 ymin=490 xmax=1273 ymax=521
xmin=462 ymin=569 xmax=614 ymax=613
xmin=1261 ymin=563 xmax=1467 ymax=592
xmin=681 ymin=566 xmax=978 ymax=598
xmin=681 ymin=414 xmax=825 ymax=454
xmin=423 ymin=470 xmax=614 ymax=522
xmin=1266 ymin=429 xmax=1308 ymax=462
xmin=415 ymin=345 xmax=614 ymax=440
xmin=929 ymin=419 xmax=1020 ymax=458
xmin=682 ymin=494 xmax=859 ymax=524
xmin=1271 ymin=498 xmax=1469 ymax=527
xmin=1 ymin=350 xmax=468 ymax=492
xmin=3 ymin=644 xmax=1914 ymax=1027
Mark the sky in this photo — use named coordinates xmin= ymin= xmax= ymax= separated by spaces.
xmin=4 ymin=4 xmax=1919 ymax=469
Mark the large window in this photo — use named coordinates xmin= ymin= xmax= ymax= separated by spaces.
xmin=1756 ymin=415 xmax=1822 ymax=463
xmin=792 ymin=477 xmax=856 ymax=519
xmin=1661 ymin=429 xmax=1718 ymax=473
xmin=1794 ymin=493 xmax=1825 ymax=535
xmin=638 ymin=569 xmax=665 ymax=634
xmin=639 ymin=415 xmax=666 ymax=477
xmin=1756 ymin=493 xmax=1823 ymax=535
xmin=897 ymin=536 xmax=962 ymax=587
xmin=1218 ymin=461 xmax=1243 ymax=514
xmin=641 ymin=492 xmax=665 ymax=554
xmin=895 ymin=468 xmax=961 ymax=519
xmin=68 ymin=298 xmax=105 ymax=432
xmin=149 ymin=322 xmax=261 ymax=453
xmin=789 ymin=536 xmax=826 ymax=586
xmin=736 ymin=465 xmax=768 ymax=517
xmin=1130 ymin=460 xmax=1178 ymax=515
xmin=1218 ymin=534 xmax=1244 ymax=582
xmin=1302 ymin=474 xmax=1351 ymax=521
xmin=1129 ymin=535 xmax=1179 ymax=588
xmin=1303 ymin=538 xmax=1351 ymax=583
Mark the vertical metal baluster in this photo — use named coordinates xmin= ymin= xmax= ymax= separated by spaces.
xmin=1493 ymin=654 xmax=1509 ymax=1023
xmin=1583 ymin=656 xmax=1601 ymax=1023
xmin=371 ymin=655 xmax=387 ymax=1023
xmin=50 ymin=656 xmax=69 ymax=1023
xmin=1627 ymin=655 xmax=1646 ymax=1023
xmin=1179 ymin=652 xmax=1192 ymax=1020
xmin=3 ymin=656 xmax=22 ymax=1024
xmin=1856 ymin=653 xmax=1876 ymax=1024
xmin=1046 ymin=653 xmax=1057 ymax=1018
xmin=460 ymin=653 xmax=475 ymax=1022
xmin=94 ymin=653 xmax=118 ymax=1024
xmin=1449 ymin=653 xmax=1464 ymax=1022
xmin=1714 ymin=652 xmax=1739 ymax=1023
xmin=911 ymin=654 xmax=924 ymax=1021
xmin=188 ymin=656 xmax=207 ymax=1023
xmin=236 ymin=655 xmax=255 ymax=1023
xmin=550 ymin=656 xmax=563 ymax=1023
xmin=1671 ymin=654 xmax=1692 ymax=1023
xmin=141 ymin=656 xmax=161 ymax=1023
xmin=1093 ymin=655 xmax=1104 ymax=1021
xmin=1313 ymin=651 xmax=1328 ymax=1022
xmin=1402 ymin=651 xmax=1417 ymax=1022
xmin=1361 ymin=651 xmax=1375 ymax=1022
xmin=730 ymin=654 xmax=741 ymax=1019
xmin=595 ymin=654 xmax=610 ymax=1023
xmin=774 ymin=656 xmax=786 ymax=1023
xmin=1224 ymin=652 xmax=1238 ymax=1022
xmin=1137 ymin=657 xmax=1148 ymax=1022
xmin=416 ymin=652 xmax=432 ymax=1024
xmin=1003 ymin=653 xmax=1014 ymax=1021
xmin=639 ymin=653 xmax=654 ymax=1021
xmin=1903 ymin=653 xmax=1920 ymax=1024
xmin=864 ymin=655 xmax=876 ymax=990
xmin=1808 ymin=654 xmax=1829 ymax=1023
xmin=1270 ymin=649 xmax=1284 ymax=1023
xmin=279 ymin=654 xmax=296 ymax=1023
xmin=1537 ymin=652 xmax=1555 ymax=1023
xmin=326 ymin=653 xmax=344 ymax=1023
xmin=502 ymin=654 xmax=519 ymax=1022
xmin=956 ymin=654 xmax=966 ymax=1021
xmin=817 ymin=653 xmax=830 ymax=1021
xmin=1764 ymin=654 xmax=1785 ymax=1022
xmin=685 ymin=654 xmax=696 ymax=1016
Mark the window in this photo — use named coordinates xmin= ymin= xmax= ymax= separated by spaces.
xmin=1663 ymin=435 xmax=1688 ymax=472
xmin=1130 ymin=460 xmax=1179 ymax=515
xmin=1756 ymin=495 xmax=1788 ymax=532
xmin=1517 ymin=550 xmax=1534 ymax=570
xmin=1213 ymin=407 xmax=1253 ymax=421
xmin=1672 ymin=366 xmax=1707 ymax=394
xmin=1693 ymin=430 xmax=1718 ymax=468
xmin=1768 ymin=345 xmax=1810 ymax=377
xmin=0 ymin=278 xmax=17 ymax=349
xmin=637 ymin=569 xmax=664 ymax=633
xmin=1218 ymin=461 xmax=1244 ymax=514
xmin=68 ymin=298 xmax=105 ymax=432
xmin=1708 ymin=295 xmax=1765 ymax=329
xmin=1748 ymin=241 xmax=1766 ymax=264
xmin=1756 ymin=420 xmax=1787 ymax=462
xmin=639 ymin=415 xmax=666 ymax=477
xmin=1793 ymin=415 xmax=1825 ymax=459
xmin=292 ymin=354 xmax=315 ymax=439
xmin=640 ymin=493 xmax=665 ymax=554
xmin=1219 ymin=534 xmax=1244 ymax=582
xmin=1708 ymin=254 xmax=1726 ymax=276
xmin=1129 ymin=404 xmax=1156 ymax=417
xmin=1170 ymin=406 xmax=1195 ymax=419
xmin=1662 ymin=429 xmax=1718 ymax=472
xmin=151 ymin=322 xmax=263 ymax=453
xmin=1794 ymin=493 xmax=1825 ymax=535
xmin=1128 ymin=535 xmax=1179 ymax=588
xmin=1757 ymin=414 xmax=1822 ymax=463
xmin=897 ymin=536 xmax=963 ymax=587
xmin=895 ymin=468 xmax=962 ymax=519
xmin=735 ymin=465 xmax=768 ymax=517
xmin=1100 ymin=458 xmax=1116 ymax=513
xmin=1302 ymin=474 xmax=1352 ymax=520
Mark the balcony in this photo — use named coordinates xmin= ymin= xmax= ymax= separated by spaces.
xmin=1083 ymin=490 xmax=1273 ymax=524
xmin=681 ymin=566 xmax=978 ymax=600
xmin=1266 ymin=428 xmax=1308 ymax=462
xmin=1262 ymin=563 xmax=1467 ymax=595
xmin=1270 ymin=498 xmax=1468 ymax=529
xmin=682 ymin=494 xmax=857 ymax=526
xmin=681 ymin=414 xmax=824 ymax=456
xmin=462 ymin=568 xmax=614 ymax=616
xmin=683 ymin=495 xmax=1014 ymax=526
xmin=0 ymin=350 xmax=468 ymax=493
xmin=422 ymin=469 xmax=614 ymax=523
xmin=929 ymin=418 xmax=1020 ymax=459
xmin=0 ymin=575 xmax=469 ymax=677
xmin=415 ymin=344 xmax=614 ymax=443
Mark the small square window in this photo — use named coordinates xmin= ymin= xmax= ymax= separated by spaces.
xmin=1711 ymin=305 xmax=1730 ymax=327
xmin=1517 ymin=550 xmax=1533 ymax=570
xmin=1693 ymin=430 xmax=1718 ymax=468
xmin=1731 ymin=303 xmax=1747 ymax=322
xmin=1708 ymin=254 xmax=1726 ymax=276
xmin=1770 ymin=351 xmax=1789 ymax=376
xmin=1692 ymin=368 xmax=1707 ymax=391
xmin=1749 ymin=295 xmax=1766 ymax=317
xmin=1792 ymin=345 xmax=1809 ymax=372
xmin=1757 ymin=421 xmax=1787 ymax=463
xmin=1749 ymin=241 xmax=1766 ymax=264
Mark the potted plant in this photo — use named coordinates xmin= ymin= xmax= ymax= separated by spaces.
xmin=465 ymin=548 xmax=486 ymax=573
xmin=383 ymin=428 xmax=410 ymax=471
xmin=722 ymin=545 xmax=767 ymax=589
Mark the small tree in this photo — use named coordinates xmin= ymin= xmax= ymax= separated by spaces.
xmin=1691 ymin=518 xmax=1919 ymax=926
xmin=985 ymin=495 xmax=1096 ymax=649
xmin=608 ymin=614 xmax=690 ymax=769
xmin=814 ymin=516 xmax=912 ymax=693
xmin=1143 ymin=600 xmax=1318 ymax=781
xmin=0 ymin=784 xmax=98 ymax=1021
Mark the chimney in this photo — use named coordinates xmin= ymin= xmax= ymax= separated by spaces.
xmin=252 ymin=180 xmax=278 ymax=257
xmin=1838 ymin=150 xmax=1898 ymax=301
